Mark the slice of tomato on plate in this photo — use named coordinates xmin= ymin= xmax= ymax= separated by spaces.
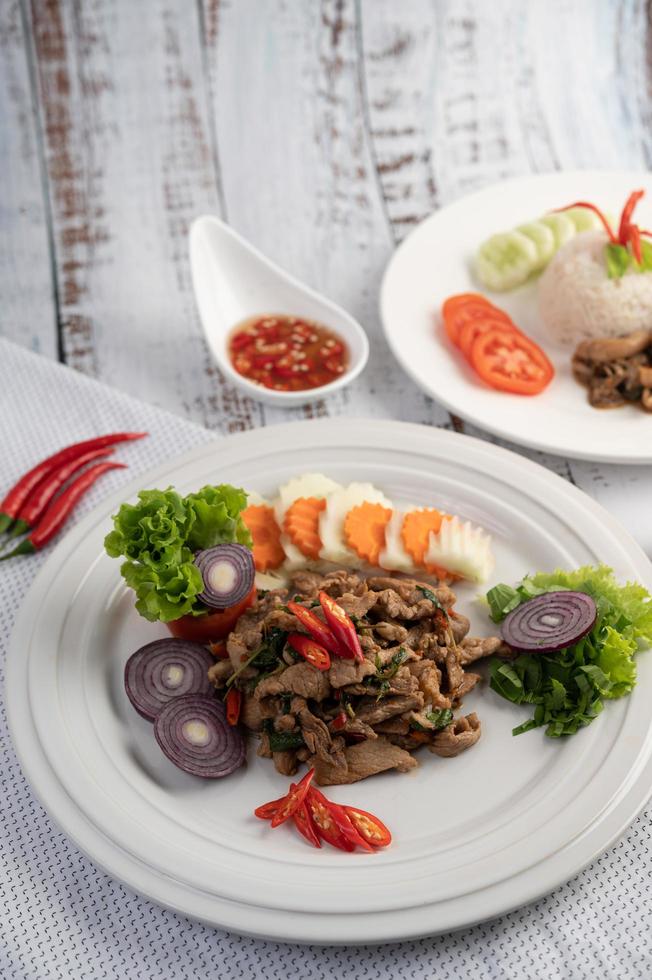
xmin=441 ymin=294 xmax=511 ymax=346
xmin=470 ymin=328 xmax=554 ymax=395
xmin=167 ymin=585 xmax=256 ymax=643
xmin=458 ymin=316 xmax=518 ymax=359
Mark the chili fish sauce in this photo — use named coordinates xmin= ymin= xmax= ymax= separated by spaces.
xmin=228 ymin=315 xmax=349 ymax=392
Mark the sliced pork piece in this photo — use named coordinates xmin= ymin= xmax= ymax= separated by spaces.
xmin=408 ymin=660 xmax=451 ymax=710
xmin=273 ymin=750 xmax=299 ymax=776
xmin=372 ymin=621 xmax=408 ymax=644
xmin=355 ymin=691 xmax=424 ymax=726
xmin=240 ymin=694 xmax=265 ymax=732
xmin=429 ymin=713 xmax=481 ymax=757
xmin=366 ymin=576 xmax=456 ymax=609
xmin=297 ymin=705 xmax=345 ymax=768
xmin=255 ymin=662 xmax=331 ymax=701
xmin=312 ymin=737 xmax=418 ymax=785
xmin=459 ymin=635 xmax=503 ymax=665
xmin=449 ymin=612 xmax=471 ymax=643
xmin=328 ymin=657 xmax=377 ymax=688
xmin=337 ymin=590 xmax=379 ymax=619
xmin=207 ymin=659 xmax=234 ymax=688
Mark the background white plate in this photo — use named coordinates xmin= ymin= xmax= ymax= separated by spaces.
xmin=380 ymin=171 xmax=652 ymax=463
xmin=6 ymin=419 xmax=652 ymax=944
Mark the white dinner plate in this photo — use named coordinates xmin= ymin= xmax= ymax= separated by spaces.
xmin=6 ymin=419 xmax=652 ymax=944
xmin=380 ymin=170 xmax=652 ymax=463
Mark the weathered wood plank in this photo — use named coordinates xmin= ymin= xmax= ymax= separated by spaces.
xmin=0 ymin=0 xmax=57 ymax=357
xmin=25 ymin=0 xmax=267 ymax=431
xmin=202 ymin=0 xmax=451 ymax=429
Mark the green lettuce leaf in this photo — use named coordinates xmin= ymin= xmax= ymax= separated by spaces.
xmin=105 ymin=482 xmax=251 ymax=623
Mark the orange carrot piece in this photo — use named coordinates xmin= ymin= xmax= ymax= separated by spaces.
xmin=401 ymin=509 xmax=457 ymax=581
xmin=344 ymin=502 xmax=392 ymax=566
xmin=284 ymin=497 xmax=325 ymax=559
xmin=242 ymin=504 xmax=285 ymax=571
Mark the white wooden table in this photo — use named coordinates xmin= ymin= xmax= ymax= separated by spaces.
xmin=2 ymin=0 xmax=651 ymax=552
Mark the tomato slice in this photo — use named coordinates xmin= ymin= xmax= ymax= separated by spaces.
xmin=441 ymin=294 xmax=510 ymax=346
xmin=343 ymin=805 xmax=392 ymax=848
xmin=167 ymin=585 xmax=256 ymax=643
xmin=470 ymin=328 xmax=554 ymax=395
xmin=254 ymin=794 xmax=288 ymax=820
xmin=305 ymin=788 xmax=354 ymax=851
xmin=225 ymin=688 xmax=242 ymax=726
xmin=292 ymin=799 xmax=322 ymax=848
xmin=458 ymin=316 xmax=518 ymax=360
xmin=287 ymin=633 xmax=331 ymax=671
xmin=270 ymin=768 xmax=315 ymax=828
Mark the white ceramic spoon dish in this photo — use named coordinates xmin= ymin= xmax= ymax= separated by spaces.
xmin=190 ymin=216 xmax=369 ymax=406
xmin=7 ymin=419 xmax=652 ymax=944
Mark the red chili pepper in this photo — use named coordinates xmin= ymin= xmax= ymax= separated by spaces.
xmin=304 ymin=788 xmax=354 ymax=851
xmin=318 ymin=591 xmax=364 ymax=662
xmin=287 ymin=632 xmax=331 ymax=671
xmin=308 ymin=786 xmax=374 ymax=852
xmin=209 ymin=641 xmax=229 ymax=659
xmin=287 ymin=601 xmax=342 ymax=654
xmin=10 ymin=446 xmax=115 ymax=536
xmin=270 ymin=768 xmax=315 ymax=828
xmin=343 ymin=805 xmax=392 ymax=848
xmin=225 ymin=688 xmax=242 ymax=726
xmin=254 ymin=794 xmax=288 ymax=820
xmin=552 ymin=202 xmax=617 ymax=243
xmin=1 ymin=461 xmax=127 ymax=559
xmin=0 ymin=432 xmax=146 ymax=534
xmin=292 ymin=797 xmax=322 ymax=848
xmin=629 ymin=224 xmax=643 ymax=265
xmin=618 ymin=189 xmax=645 ymax=246
xmin=331 ymin=709 xmax=348 ymax=732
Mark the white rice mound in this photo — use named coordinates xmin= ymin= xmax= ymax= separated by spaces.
xmin=538 ymin=230 xmax=652 ymax=345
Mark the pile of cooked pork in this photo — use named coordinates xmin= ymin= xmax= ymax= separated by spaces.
xmin=208 ymin=569 xmax=504 ymax=785
xmin=572 ymin=329 xmax=652 ymax=410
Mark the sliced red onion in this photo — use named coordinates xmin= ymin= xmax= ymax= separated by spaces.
xmin=124 ymin=638 xmax=214 ymax=721
xmin=154 ymin=694 xmax=246 ymax=778
xmin=501 ymin=590 xmax=597 ymax=653
xmin=194 ymin=544 xmax=255 ymax=610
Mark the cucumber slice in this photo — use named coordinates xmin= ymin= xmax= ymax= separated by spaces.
xmin=540 ymin=212 xmax=576 ymax=248
xmin=516 ymin=221 xmax=556 ymax=270
xmin=564 ymin=206 xmax=603 ymax=233
xmin=475 ymin=230 xmax=539 ymax=292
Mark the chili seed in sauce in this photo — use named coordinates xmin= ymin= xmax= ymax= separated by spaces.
xmin=228 ymin=314 xmax=349 ymax=392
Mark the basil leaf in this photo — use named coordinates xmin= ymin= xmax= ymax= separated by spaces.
xmin=486 ymin=583 xmax=521 ymax=622
xmin=268 ymin=730 xmax=305 ymax=753
xmin=605 ymin=242 xmax=631 ymax=279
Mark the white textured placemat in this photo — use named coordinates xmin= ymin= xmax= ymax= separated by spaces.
xmin=0 ymin=339 xmax=650 ymax=980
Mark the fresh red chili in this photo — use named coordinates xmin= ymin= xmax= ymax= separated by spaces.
xmin=287 ymin=632 xmax=331 ymax=671
xmin=269 ymin=768 xmax=315 ymax=828
xmin=308 ymin=786 xmax=374 ymax=852
xmin=292 ymin=797 xmax=322 ymax=848
xmin=304 ymin=788 xmax=354 ymax=851
xmin=225 ymin=688 xmax=242 ymax=726
xmin=287 ymin=601 xmax=342 ymax=654
xmin=1 ymin=461 xmax=127 ymax=559
xmin=618 ymin=189 xmax=645 ymax=245
xmin=318 ymin=591 xmax=364 ymax=662
xmin=343 ymin=805 xmax=392 ymax=848
xmin=10 ymin=446 xmax=115 ymax=536
xmin=553 ymin=202 xmax=617 ymax=242
xmin=331 ymin=709 xmax=348 ymax=732
xmin=629 ymin=224 xmax=643 ymax=265
xmin=0 ymin=432 xmax=146 ymax=533
xmin=254 ymin=794 xmax=287 ymax=820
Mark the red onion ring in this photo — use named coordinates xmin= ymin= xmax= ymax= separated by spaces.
xmin=154 ymin=694 xmax=246 ymax=778
xmin=501 ymin=590 xmax=597 ymax=653
xmin=124 ymin=638 xmax=214 ymax=721
xmin=194 ymin=544 xmax=255 ymax=611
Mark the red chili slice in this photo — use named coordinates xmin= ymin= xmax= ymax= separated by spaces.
xmin=319 ymin=591 xmax=364 ymax=662
xmin=287 ymin=633 xmax=331 ymax=671
xmin=254 ymin=794 xmax=287 ymax=820
xmin=308 ymin=787 xmax=374 ymax=852
xmin=270 ymin=768 xmax=315 ymax=828
xmin=305 ymin=788 xmax=354 ymax=851
xmin=292 ymin=799 xmax=322 ymax=848
xmin=343 ymin=806 xmax=392 ymax=848
xmin=225 ymin=688 xmax=242 ymax=726
xmin=287 ymin=602 xmax=341 ymax=654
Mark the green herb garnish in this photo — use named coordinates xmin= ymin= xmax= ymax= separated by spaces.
xmin=487 ymin=565 xmax=652 ymax=738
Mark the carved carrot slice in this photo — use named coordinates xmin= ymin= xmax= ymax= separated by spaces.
xmin=242 ymin=504 xmax=285 ymax=571
xmin=401 ymin=508 xmax=456 ymax=580
xmin=344 ymin=502 xmax=392 ymax=566
xmin=284 ymin=496 xmax=325 ymax=559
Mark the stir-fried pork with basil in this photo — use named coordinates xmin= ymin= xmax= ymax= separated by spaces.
xmin=208 ymin=569 xmax=503 ymax=785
